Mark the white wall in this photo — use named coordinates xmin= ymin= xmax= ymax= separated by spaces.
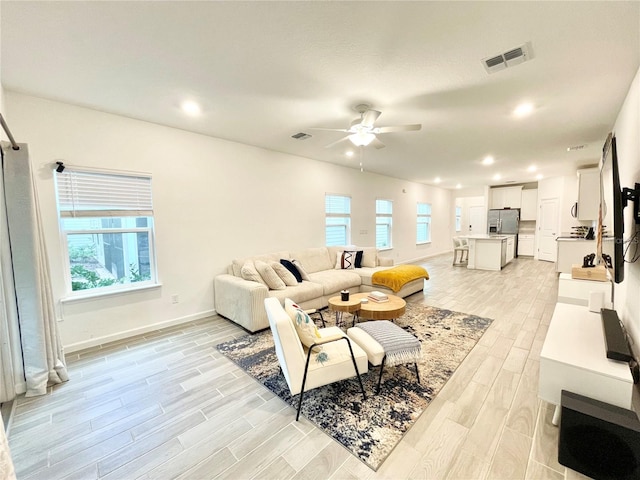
xmin=5 ymin=92 xmax=453 ymax=350
xmin=455 ymin=196 xmax=485 ymax=235
xmin=612 ymin=66 xmax=640 ymax=355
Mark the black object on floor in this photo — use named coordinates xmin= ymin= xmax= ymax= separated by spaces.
xmin=559 ymin=390 xmax=640 ymax=480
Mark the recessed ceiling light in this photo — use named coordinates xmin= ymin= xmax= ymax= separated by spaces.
xmin=181 ymin=100 xmax=201 ymax=116
xmin=434 ymin=177 xmax=442 ymax=184
xmin=527 ymin=165 xmax=537 ymax=172
xmin=513 ymin=102 xmax=534 ymax=118
xmin=346 ymin=151 xmax=354 ymax=157
xmin=482 ymin=155 xmax=494 ymax=165
xmin=536 ymin=174 xmax=544 ymax=180
xmin=456 ymin=183 xmax=462 ymax=189
xmin=493 ymin=173 xmax=501 ymax=181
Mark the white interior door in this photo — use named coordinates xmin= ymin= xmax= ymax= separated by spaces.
xmin=538 ymin=198 xmax=559 ymax=262
xmin=469 ymin=206 xmax=485 ymax=234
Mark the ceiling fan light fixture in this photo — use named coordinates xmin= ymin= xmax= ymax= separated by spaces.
xmin=348 ymin=132 xmax=376 ymax=147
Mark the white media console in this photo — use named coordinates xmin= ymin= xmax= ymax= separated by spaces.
xmin=539 ymin=302 xmax=633 ymax=425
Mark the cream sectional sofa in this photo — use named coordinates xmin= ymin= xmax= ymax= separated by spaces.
xmin=214 ymin=246 xmax=425 ymax=332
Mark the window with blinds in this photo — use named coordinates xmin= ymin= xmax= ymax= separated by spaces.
xmin=417 ymin=202 xmax=432 ymax=244
xmin=455 ymin=206 xmax=462 ymax=232
xmin=325 ymin=194 xmax=351 ymax=246
xmin=376 ymin=199 xmax=392 ymax=249
xmin=54 ymin=168 xmax=158 ymax=295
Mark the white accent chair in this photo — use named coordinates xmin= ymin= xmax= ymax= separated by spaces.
xmin=264 ymin=297 xmax=368 ymax=420
xmin=452 ymin=236 xmax=469 ymax=266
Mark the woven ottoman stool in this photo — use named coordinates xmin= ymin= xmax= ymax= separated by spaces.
xmin=347 ymin=320 xmax=421 ymax=393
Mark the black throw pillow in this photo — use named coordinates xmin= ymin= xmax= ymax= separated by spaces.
xmin=280 ymin=259 xmax=303 ymax=283
xmin=355 ymin=250 xmax=364 ymax=268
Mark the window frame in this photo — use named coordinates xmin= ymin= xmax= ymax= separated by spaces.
xmin=55 ymin=167 xmax=159 ymax=298
xmin=325 ymin=194 xmax=351 ymax=246
xmin=455 ymin=206 xmax=462 ymax=232
xmin=416 ymin=202 xmax=432 ymax=244
xmin=375 ymin=198 xmax=393 ymax=250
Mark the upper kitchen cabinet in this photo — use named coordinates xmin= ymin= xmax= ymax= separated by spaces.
xmin=576 ymin=168 xmax=600 ymax=221
xmin=521 ymin=189 xmax=538 ymax=220
xmin=490 ymin=186 xmax=523 ymax=209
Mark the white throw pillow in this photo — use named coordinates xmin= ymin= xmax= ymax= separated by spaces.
xmin=270 ymin=261 xmax=298 ymax=286
xmin=240 ymin=261 xmax=267 ymax=286
xmin=361 ymin=248 xmax=378 ymax=268
xmin=291 ymin=259 xmax=311 ymax=281
xmin=284 ymin=298 xmax=321 ymax=348
xmin=254 ymin=260 xmax=286 ymax=290
xmin=335 ymin=250 xmax=357 ymax=270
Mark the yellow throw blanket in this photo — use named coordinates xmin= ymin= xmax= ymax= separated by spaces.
xmin=372 ymin=265 xmax=429 ymax=293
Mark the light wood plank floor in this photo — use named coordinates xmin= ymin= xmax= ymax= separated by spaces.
xmin=6 ymin=254 xmax=607 ymax=479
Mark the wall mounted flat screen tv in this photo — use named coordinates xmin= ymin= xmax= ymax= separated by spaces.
xmin=598 ymin=133 xmax=624 ymax=283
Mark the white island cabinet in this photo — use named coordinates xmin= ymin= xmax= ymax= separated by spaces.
xmin=467 ymin=235 xmax=511 ymax=271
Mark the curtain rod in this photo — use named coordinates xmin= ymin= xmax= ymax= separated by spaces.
xmin=0 ymin=114 xmax=20 ymax=150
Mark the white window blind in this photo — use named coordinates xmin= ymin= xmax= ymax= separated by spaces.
xmin=376 ymin=199 xmax=393 ymax=248
xmin=417 ymin=202 xmax=432 ymax=243
xmin=56 ymin=169 xmax=153 ymax=217
xmin=325 ymin=194 xmax=351 ymax=246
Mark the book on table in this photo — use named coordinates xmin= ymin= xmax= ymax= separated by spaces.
xmin=368 ymin=291 xmax=389 ymax=302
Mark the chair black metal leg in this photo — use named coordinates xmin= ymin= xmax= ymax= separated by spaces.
xmin=279 ymin=366 xmax=283 ymax=376
xmin=344 ymin=338 xmax=366 ymax=400
xmin=317 ymin=311 xmax=326 ymax=327
xmin=296 ymin=389 xmax=305 ymax=421
xmin=414 ymin=363 xmax=420 ymax=384
xmin=376 ymin=356 xmax=387 ymax=394
xmin=297 ymin=347 xmax=315 ymax=421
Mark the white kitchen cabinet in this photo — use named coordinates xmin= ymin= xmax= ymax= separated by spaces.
xmin=467 ymin=235 xmax=512 ymax=271
xmin=506 ymin=235 xmax=515 ymax=262
xmin=490 ymin=186 xmax=523 ymax=209
xmin=518 ymin=234 xmax=535 ymax=256
xmin=577 ymin=168 xmax=600 ymax=221
xmin=520 ymin=189 xmax=538 ymax=220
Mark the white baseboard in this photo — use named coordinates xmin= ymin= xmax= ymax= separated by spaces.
xmin=63 ymin=309 xmax=217 ymax=354
xmin=401 ymin=250 xmax=448 ymax=265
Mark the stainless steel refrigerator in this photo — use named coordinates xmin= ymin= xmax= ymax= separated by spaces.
xmin=488 ymin=208 xmax=520 ymax=256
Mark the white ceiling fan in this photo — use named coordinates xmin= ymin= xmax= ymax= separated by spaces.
xmin=313 ymin=104 xmax=422 ymax=149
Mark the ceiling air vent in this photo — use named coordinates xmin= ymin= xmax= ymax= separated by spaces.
xmin=482 ymin=42 xmax=533 ymax=74
xmin=291 ymin=132 xmax=312 ymax=140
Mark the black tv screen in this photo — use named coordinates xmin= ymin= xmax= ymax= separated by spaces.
xmin=598 ymin=133 xmax=624 ymax=283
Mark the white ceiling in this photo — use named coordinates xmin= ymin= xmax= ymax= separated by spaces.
xmin=2 ymin=1 xmax=639 ymax=189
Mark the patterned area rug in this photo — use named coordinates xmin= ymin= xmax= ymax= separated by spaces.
xmin=216 ymin=303 xmax=493 ymax=471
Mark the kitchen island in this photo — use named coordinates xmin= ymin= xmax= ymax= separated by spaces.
xmin=466 ymin=234 xmax=514 ymax=271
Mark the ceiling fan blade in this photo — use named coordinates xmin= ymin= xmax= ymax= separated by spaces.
xmin=324 ymin=136 xmax=350 ymax=149
xmin=375 ymin=124 xmax=422 ymax=133
xmin=309 ymin=127 xmax=351 ymax=132
xmin=360 ymin=109 xmax=381 ymax=128
xmin=371 ymin=137 xmax=386 ymax=149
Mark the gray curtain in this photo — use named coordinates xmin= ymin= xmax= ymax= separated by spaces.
xmin=2 ymin=144 xmax=68 ymax=397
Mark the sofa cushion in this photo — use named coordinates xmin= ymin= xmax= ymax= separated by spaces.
xmin=361 ymin=247 xmax=378 ymax=268
xmin=280 ymin=259 xmax=302 ymax=283
xmin=268 ymin=281 xmax=323 ymax=304
xmin=335 ymin=250 xmax=358 ymax=270
xmin=307 ymin=269 xmax=362 ymax=295
xmin=271 ymin=261 xmax=298 ymax=286
xmin=284 ymin=298 xmax=321 ymax=349
xmin=290 ymin=247 xmax=333 ymax=274
xmin=291 ymin=259 xmax=310 ymax=281
xmin=240 ymin=261 xmax=267 ymax=286
xmin=356 ymin=266 xmax=390 ymax=287
xmin=232 ymin=251 xmax=291 ymax=277
xmin=255 ymin=260 xmax=286 ymax=290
